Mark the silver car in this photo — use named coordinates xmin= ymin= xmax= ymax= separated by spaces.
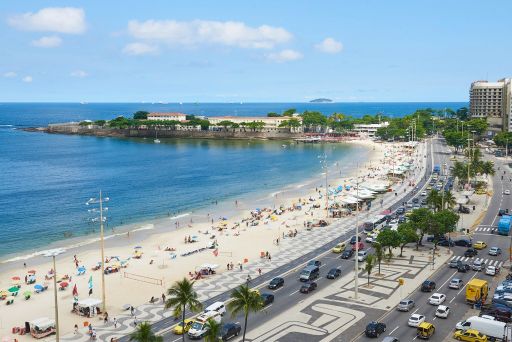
xmin=397 ymin=299 xmax=415 ymax=311
xmin=472 ymin=259 xmax=485 ymax=271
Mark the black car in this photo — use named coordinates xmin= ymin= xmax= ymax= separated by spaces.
xmin=421 ymin=199 xmax=427 ymax=205
xmin=398 ymin=216 xmax=406 ymax=223
xmin=219 ymin=322 xmax=241 ymax=341
xmin=365 ymin=321 xmax=386 ymax=337
xmin=454 ymin=239 xmax=472 ymax=247
xmin=457 ymin=263 xmax=470 ymax=273
xmin=464 ymin=248 xmax=478 ymax=257
xmin=268 ymin=277 xmax=284 ymax=290
xmin=427 ymin=235 xmax=447 ymax=243
xmin=459 ymin=206 xmax=470 ymax=214
xmin=341 ymin=249 xmax=354 ymax=259
xmin=361 ymin=222 xmax=374 ymax=232
xmin=307 ymin=260 xmax=321 ymax=267
xmin=260 ymin=293 xmax=274 ymax=306
xmin=421 ymin=280 xmax=436 ymax=292
xmin=438 ymin=239 xmax=454 ymax=247
xmin=300 ymin=282 xmax=317 ymax=293
xmin=326 ymin=268 xmax=342 ymax=279
xmin=396 ymin=207 xmax=405 ymax=215
xmin=412 ymin=198 xmax=419 ymax=204
xmin=350 ymin=236 xmax=362 ymax=244
xmin=499 ymin=209 xmax=507 ymax=216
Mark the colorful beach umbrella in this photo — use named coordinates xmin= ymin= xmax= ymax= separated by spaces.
xmin=34 ymin=284 xmax=43 ymax=291
xmin=11 ymin=276 xmax=20 ymax=281
xmin=0 ymin=290 xmax=9 ymax=297
xmin=23 ymin=290 xmax=32 ymax=296
xmin=77 ymin=266 xmax=86 ymax=272
xmin=8 ymin=287 xmax=19 ymax=293
xmin=59 ymin=282 xmax=69 ymax=288
xmin=27 ymin=270 xmax=36 ymax=274
xmin=72 ymin=284 xmax=78 ymax=296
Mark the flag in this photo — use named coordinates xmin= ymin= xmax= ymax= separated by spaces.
xmin=72 ymin=284 xmax=78 ymax=297
xmin=213 ymin=249 xmax=218 ymax=257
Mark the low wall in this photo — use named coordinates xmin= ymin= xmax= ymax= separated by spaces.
xmin=43 ymin=124 xmax=303 ymax=140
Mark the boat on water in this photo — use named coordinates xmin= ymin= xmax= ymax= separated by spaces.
xmin=154 ymin=130 xmax=161 ymax=144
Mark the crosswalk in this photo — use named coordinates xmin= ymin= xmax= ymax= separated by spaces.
xmin=475 ymin=226 xmax=495 ymax=232
xmin=451 ymin=255 xmax=504 ymax=268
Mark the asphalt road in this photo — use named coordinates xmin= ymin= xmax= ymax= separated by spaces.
xmin=118 ymin=140 xmax=433 ymax=342
xmin=356 ymin=139 xmax=511 ymax=342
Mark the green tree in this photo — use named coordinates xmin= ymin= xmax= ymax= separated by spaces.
xmin=129 ymin=322 xmax=163 ymax=342
xmin=456 ymin=107 xmax=469 ymax=121
xmin=408 ymin=208 xmax=433 ymax=247
xmin=494 ymin=132 xmax=512 ymax=148
xmin=376 ymin=229 xmax=401 ymax=257
xmin=442 ymin=190 xmax=457 ymax=210
xmin=227 ymin=285 xmax=263 ymax=342
xmin=279 ymin=118 xmax=302 ymax=131
xmin=203 ymin=318 xmax=222 ymax=342
xmin=164 ymin=278 xmax=202 ymax=342
xmin=301 ymin=111 xmax=327 ymax=130
xmin=133 ymin=111 xmax=149 ymax=120
xmin=267 ymin=112 xmax=281 ymax=117
xmin=94 ymin=120 xmax=106 ymax=126
xmin=426 ymin=190 xmax=442 ymax=212
xmin=217 ymin=120 xmax=235 ymax=129
xmin=364 ymin=254 xmax=375 ymax=286
xmin=373 ymin=242 xmax=384 ymax=275
xmin=282 ymin=108 xmax=296 ymax=117
xmin=79 ymin=121 xmax=92 ymax=126
xmin=397 ymin=223 xmax=418 ymax=257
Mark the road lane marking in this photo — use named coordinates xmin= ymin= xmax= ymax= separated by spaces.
xmin=389 ymin=326 xmax=399 ymax=335
xmin=412 ymin=307 xmax=419 ymax=314
xmin=288 ymin=289 xmax=299 ymax=296
xmin=449 ymin=296 xmax=456 ymax=303
xmin=440 ymin=270 xmax=458 ymax=289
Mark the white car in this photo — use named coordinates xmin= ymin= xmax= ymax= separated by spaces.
xmin=485 ymin=265 xmax=499 ymax=276
xmin=421 ymin=191 xmax=427 ymax=196
xmin=505 ymin=190 xmax=511 ymax=195
xmin=408 ymin=314 xmax=425 ymax=327
xmin=435 ymin=305 xmax=450 ymax=318
xmin=365 ymin=236 xmax=375 ymax=243
xmin=428 ymin=293 xmax=446 ymax=305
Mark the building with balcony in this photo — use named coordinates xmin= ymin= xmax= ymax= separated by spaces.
xmin=469 ymin=78 xmax=512 ymax=134
xmin=147 ymin=112 xmax=188 ymax=121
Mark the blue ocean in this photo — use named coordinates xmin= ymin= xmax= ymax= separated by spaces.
xmin=0 ymin=102 xmax=466 ymax=259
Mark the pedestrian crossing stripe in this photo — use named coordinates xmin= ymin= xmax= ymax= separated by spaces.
xmin=475 ymin=227 xmax=495 ymax=232
xmin=450 ymin=255 xmax=504 ymax=268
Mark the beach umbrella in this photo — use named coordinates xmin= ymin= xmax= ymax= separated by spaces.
xmin=0 ymin=290 xmax=8 ymax=297
xmin=77 ymin=266 xmax=86 ymax=272
xmin=134 ymin=246 xmax=142 ymax=249
xmin=34 ymin=284 xmax=44 ymax=291
xmin=11 ymin=276 xmax=20 ymax=281
xmin=8 ymin=287 xmax=19 ymax=293
xmin=59 ymin=282 xmax=69 ymax=288
xmin=23 ymin=290 xmax=32 ymax=296
xmin=27 ymin=270 xmax=36 ymax=274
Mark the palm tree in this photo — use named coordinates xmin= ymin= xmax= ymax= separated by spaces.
xmin=364 ymin=255 xmax=375 ymax=286
xmin=442 ymin=190 xmax=457 ymax=210
xmin=129 ymin=322 xmax=163 ymax=342
xmin=452 ymin=160 xmax=468 ymax=185
xmin=165 ymin=278 xmax=203 ymax=342
xmin=203 ymin=318 xmax=222 ymax=342
xmin=480 ymin=161 xmax=495 ymax=178
xmin=227 ymin=285 xmax=263 ymax=342
xmin=426 ymin=190 xmax=441 ymax=212
xmin=373 ymin=243 xmax=384 ymax=275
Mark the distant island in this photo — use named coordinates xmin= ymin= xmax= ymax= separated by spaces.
xmin=309 ymin=98 xmax=333 ymax=103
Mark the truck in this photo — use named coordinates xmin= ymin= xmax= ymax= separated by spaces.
xmin=433 ymin=164 xmax=441 ymax=174
xmin=466 ymin=279 xmax=489 ymax=305
xmin=455 ymin=316 xmax=511 ymax=341
xmin=498 ymin=215 xmax=512 ymax=236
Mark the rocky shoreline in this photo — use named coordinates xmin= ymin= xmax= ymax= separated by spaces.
xmin=23 ymin=123 xmax=306 ymax=140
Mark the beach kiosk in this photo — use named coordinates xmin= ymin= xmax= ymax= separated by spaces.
xmin=26 ymin=317 xmax=56 ymax=339
xmin=73 ymin=298 xmax=102 ymax=317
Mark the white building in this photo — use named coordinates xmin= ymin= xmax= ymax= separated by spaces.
xmin=147 ymin=112 xmax=188 ymax=122
xmin=470 ymin=78 xmax=512 ymax=134
xmin=352 ymin=122 xmax=389 ymax=137
xmin=208 ymin=115 xmax=303 ymax=130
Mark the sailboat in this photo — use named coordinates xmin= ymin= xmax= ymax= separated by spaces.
xmin=154 ymin=130 xmax=161 ymax=144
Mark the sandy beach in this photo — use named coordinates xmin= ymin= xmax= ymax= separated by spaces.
xmin=0 ymin=139 xmax=422 ymax=341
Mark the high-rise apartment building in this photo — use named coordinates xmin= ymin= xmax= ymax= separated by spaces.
xmin=469 ymin=78 xmax=512 ymax=134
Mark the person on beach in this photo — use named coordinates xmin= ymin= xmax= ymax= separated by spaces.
xmin=113 ymin=317 xmax=118 ymax=328
xmin=162 ymin=293 xmax=166 ymax=303
xmin=268 ymin=254 xmax=272 ymax=262
xmin=74 ymin=324 xmax=78 ymax=334
xmin=258 ymin=268 xmax=262 ymax=276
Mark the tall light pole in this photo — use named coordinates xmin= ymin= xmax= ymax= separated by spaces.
xmin=318 ymin=153 xmax=329 ymax=219
xmin=354 ymin=164 xmax=360 ymax=300
xmin=86 ymin=192 xmax=109 ymax=313
xmin=43 ymin=249 xmax=66 ymax=342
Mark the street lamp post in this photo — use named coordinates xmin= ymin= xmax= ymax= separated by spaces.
xmin=318 ymin=153 xmax=329 ymax=219
xmin=86 ymin=191 xmax=109 ymax=313
xmin=354 ymin=165 xmax=360 ymax=300
xmin=43 ymin=249 xmax=66 ymax=342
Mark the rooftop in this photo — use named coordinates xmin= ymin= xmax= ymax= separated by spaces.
xmin=148 ymin=112 xmax=187 ymax=117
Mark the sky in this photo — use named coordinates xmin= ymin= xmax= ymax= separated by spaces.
xmin=0 ymin=0 xmax=511 ymax=102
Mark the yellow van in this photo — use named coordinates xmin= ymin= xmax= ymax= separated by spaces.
xmin=417 ymin=322 xmax=435 ymax=339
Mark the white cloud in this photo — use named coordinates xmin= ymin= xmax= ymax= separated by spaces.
xmin=8 ymin=7 xmax=86 ymax=34
xmin=127 ymin=19 xmax=292 ymax=49
xmin=123 ymin=42 xmax=159 ymax=55
xmin=22 ymin=76 xmax=33 ymax=83
xmin=265 ymin=49 xmax=303 ymax=63
xmin=31 ymin=35 xmax=62 ymax=48
xmin=70 ymin=70 xmax=88 ymax=77
xmin=3 ymin=71 xmax=17 ymax=78
xmin=315 ymin=37 xmax=343 ymax=54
